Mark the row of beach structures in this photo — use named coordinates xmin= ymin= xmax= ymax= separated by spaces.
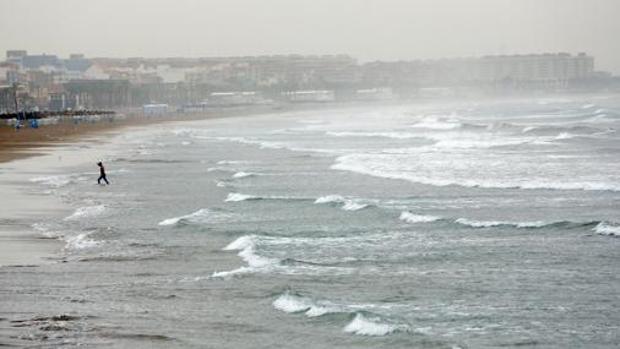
xmin=2 ymin=111 xmax=122 ymax=128
xmin=149 ymin=87 xmax=396 ymax=114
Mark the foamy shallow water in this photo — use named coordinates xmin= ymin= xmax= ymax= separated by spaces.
xmin=1 ymin=97 xmax=620 ymax=348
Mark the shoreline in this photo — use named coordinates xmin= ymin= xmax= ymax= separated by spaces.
xmin=0 ymin=105 xmax=278 ymax=267
xmin=0 ymin=104 xmax=281 ymax=163
xmin=0 ymin=102 xmax=371 ymax=268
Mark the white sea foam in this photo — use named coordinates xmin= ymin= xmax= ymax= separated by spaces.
xmin=331 ymin=154 xmax=620 ymax=192
xmin=272 ymin=292 xmax=313 ymax=313
xmin=399 ymin=212 xmax=440 ymax=223
xmin=232 ymin=171 xmax=256 ymax=179
xmin=223 ymin=235 xmax=256 ymax=250
xmin=64 ymin=233 xmax=100 ymax=250
xmin=314 ymin=195 xmax=368 ymax=211
xmin=30 ymin=175 xmax=73 ymax=188
xmin=211 ymin=235 xmax=279 ymax=278
xmin=593 ymin=222 xmax=620 ymax=236
xmin=225 ymin=193 xmax=256 ymax=202
xmin=343 ymin=313 xmax=409 ymax=336
xmin=272 ymin=291 xmax=342 ymax=317
xmin=158 ymin=208 xmax=228 ymax=226
xmin=341 ymin=201 xmax=369 ymax=211
xmin=63 ymin=205 xmax=106 ymax=221
xmin=314 ymin=195 xmax=346 ymax=204
xmin=210 ymin=267 xmax=253 ymax=278
xmin=455 ymin=218 xmax=547 ymax=228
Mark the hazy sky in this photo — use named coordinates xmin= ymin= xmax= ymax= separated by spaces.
xmin=1 ymin=0 xmax=619 ymax=73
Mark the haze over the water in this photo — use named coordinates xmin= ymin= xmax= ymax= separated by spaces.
xmin=1 ymin=0 xmax=619 ymax=73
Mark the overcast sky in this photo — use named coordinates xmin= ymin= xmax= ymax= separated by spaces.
xmin=1 ymin=0 xmax=619 ymax=73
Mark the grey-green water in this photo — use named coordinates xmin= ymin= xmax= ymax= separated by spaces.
xmin=1 ymin=97 xmax=619 ymax=348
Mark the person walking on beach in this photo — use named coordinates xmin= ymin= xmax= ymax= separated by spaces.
xmin=97 ymin=161 xmax=109 ymax=185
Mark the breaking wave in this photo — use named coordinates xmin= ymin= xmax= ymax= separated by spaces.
xmin=341 ymin=201 xmax=369 ymax=211
xmin=454 ymin=218 xmax=599 ymax=229
xmin=225 ymin=193 xmax=257 ymax=202
xmin=314 ymin=195 xmax=345 ymax=204
xmin=314 ymin=195 xmax=371 ymax=211
xmin=331 ymin=154 xmax=620 ymax=192
xmin=231 ymin=171 xmax=257 ymax=179
xmin=272 ymin=291 xmax=410 ymax=336
xmin=225 ymin=192 xmax=311 ymax=203
xmin=210 ymin=235 xmax=279 ymax=278
xmin=399 ymin=212 xmax=441 ymax=223
xmin=344 ymin=313 xmax=410 ymax=336
xmin=593 ymin=222 xmax=620 ymax=237
xmin=158 ymin=208 xmax=230 ymax=226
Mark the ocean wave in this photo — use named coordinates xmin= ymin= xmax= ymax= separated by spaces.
xmin=272 ymin=291 xmax=342 ymax=317
xmin=225 ymin=192 xmax=311 ymax=203
xmin=341 ymin=201 xmax=369 ymax=211
xmin=272 ymin=291 xmax=409 ymax=336
xmin=231 ymin=171 xmax=257 ymax=179
xmin=344 ymin=313 xmax=410 ymax=336
xmin=211 ymin=235 xmax=279 ymax=278
xmin=593 ymin=222 xmax=620 ymax=237
xmin=399 ymin=212 xmax=441 ymax=223
xmin=314 ymin=195 xmax=346 ymax=204
xmin=331 ymin=154 xmax=620 ymax=192
xmin=225 ymin=193 xmax=257 ymax=202
xmin=314 ymin=195 xmax=370 ymax=211
xmin=454 ymin=218 xmax=599 ymax=229
xmin=158 ymin=208 xmax=230 ymax=226
xmin=63 ymin=205 xmax=106 ymax=221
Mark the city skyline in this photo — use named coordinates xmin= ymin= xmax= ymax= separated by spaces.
xmin=1 ymin=0 xmax=619 ymax=73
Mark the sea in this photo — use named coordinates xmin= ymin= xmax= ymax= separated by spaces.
xmin=1 ymin=96 xmax=619 ymax=348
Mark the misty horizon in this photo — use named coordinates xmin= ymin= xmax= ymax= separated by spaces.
xmin=1 ymin=0 xmax=619 ymax=73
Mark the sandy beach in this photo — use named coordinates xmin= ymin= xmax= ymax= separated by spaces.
xmin=0 ymin=106 xmax=281 ymax=163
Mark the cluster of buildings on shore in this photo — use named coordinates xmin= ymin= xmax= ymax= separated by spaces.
xmin=0 ymin=50 xmax=616 ymax=113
